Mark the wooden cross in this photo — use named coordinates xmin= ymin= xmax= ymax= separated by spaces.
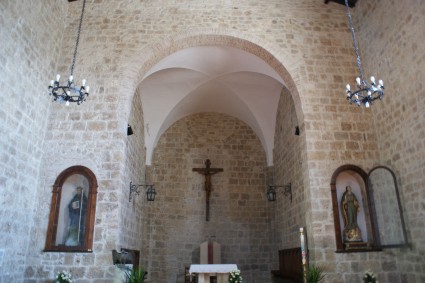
xmin=192 ymin=159 xmax=223 ymax=221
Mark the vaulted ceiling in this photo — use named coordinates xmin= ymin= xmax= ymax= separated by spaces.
xmin=138 ymin=46 xmax=285 ymax=166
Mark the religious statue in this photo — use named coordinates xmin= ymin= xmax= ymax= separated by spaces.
xmin=64 ymin=186 xmax=88 ymax=246
xmin=340 ymin=186 xmax=362 ymax=242
xmin=201 ymin=160 xmax=219 ymax=201
xmin=193 ymin=159 xmax=223 ymax=221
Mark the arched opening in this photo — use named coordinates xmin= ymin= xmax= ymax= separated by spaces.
xmin=123 ymin=32 xmax=308 ymax=283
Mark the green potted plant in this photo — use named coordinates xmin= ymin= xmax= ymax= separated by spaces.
xmin=363 ymin=269 xmax=378 ymax=283
xmin=126 ymin=267 xmax=146 ymax=283
xmin=306 ymin=264 xmax=325 ymax=283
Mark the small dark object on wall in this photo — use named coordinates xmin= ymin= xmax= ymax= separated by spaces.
xmin=324 ymin=0 xmax=357 ymax=7
xmin=127 ymin=124 xmax=134 ymax=136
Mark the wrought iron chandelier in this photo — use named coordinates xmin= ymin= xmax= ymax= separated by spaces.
xmin=48 ymin=0 xmax=89 ymax=105
xmin=344 ymin=0 xmax=384 ymax=108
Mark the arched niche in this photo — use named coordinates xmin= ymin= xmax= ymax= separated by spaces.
xmin=330 ymin=165 xmax=380 ymax=252
xmin=44 ymin=165 xmax=98 ymax=252
xmin=368 ymin=166 xmax=408 ymax=248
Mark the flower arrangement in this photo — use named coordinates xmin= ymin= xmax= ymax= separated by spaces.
xmin=56 ymin=270 xmax=72 ymax=283
xmin=228 ymin=269 xmax=242 ymax=283
xmin=363 ymin=270 xmax=378 ymax=283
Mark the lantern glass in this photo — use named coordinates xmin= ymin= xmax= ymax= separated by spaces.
xmin=267 ymin=187 xmax=276 ymax=201
xmin=146 ymin=186 xmax=156 ymax=201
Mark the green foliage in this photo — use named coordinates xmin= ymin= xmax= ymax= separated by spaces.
xmin=228 ymin=269 xmax=242 ymax=283
xmin=363 ymin=270 xmax=378 ymax=283
xmin=56 ymin=270 xmax=72 ymax=283
xmin=306 ymin=265 xmax=325 ymax=283
xmin=126 ymin=267 xmax=146 ymax=283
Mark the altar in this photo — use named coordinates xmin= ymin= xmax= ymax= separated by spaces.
xmin=189 ymin=264 xmax=238 ymax=283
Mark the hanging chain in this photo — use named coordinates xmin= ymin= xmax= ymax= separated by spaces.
xmin=345 ymin=0 xmax=365 ymax=85
xmin=70 ymin=0 xmax=87 ymax=76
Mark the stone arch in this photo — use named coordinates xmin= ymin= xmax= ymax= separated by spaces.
xmin=120 ymin=29 xmax=305 ymax=164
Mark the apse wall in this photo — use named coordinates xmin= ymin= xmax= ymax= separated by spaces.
xmin=147 ymin=113 xmax=271 ymax=283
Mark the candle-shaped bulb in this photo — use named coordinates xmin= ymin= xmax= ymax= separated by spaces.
xmin=56 ymin=74 xmax=60 ymax=81
xmin=346 ymin=84 xmax=351 ymax=92
xmin=69 ymin=75 xmax=73 ymax=82
xmin=365 ymin=101 xmax=370 ymax=108
xmin=356 ymin=77 xmax=361 ymax=86
xmin=354 ymin=94 xmax=359 ymax=99
xmin=66 ymin=90 xmax=70 ymax=96
xmin=370 ymin=76 xmax=376 ymax=84
xmin=367 ymin=90 xmax=372 ymax=96
xmin=82 ymin=79 xmax=86 ymax=86
xmin=50 ymin=80 xmax=54 ymax=86
xmin=66 ymin=100 xmax=70 ymax=106
xmin=378 ymin=79 xmax=384 ymax=86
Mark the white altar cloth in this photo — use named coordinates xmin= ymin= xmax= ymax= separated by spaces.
xmin=189 ymin=264 xmax=238 ymax=283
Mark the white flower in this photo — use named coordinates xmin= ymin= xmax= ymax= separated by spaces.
xmin=56 ymin=270 xmax=73 ymax=283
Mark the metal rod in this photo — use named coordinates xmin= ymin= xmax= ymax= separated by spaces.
xmin=345 ymin=0 xmax=365 ymax=84
xmin=70 ymin=0 xmax=87 ymax=75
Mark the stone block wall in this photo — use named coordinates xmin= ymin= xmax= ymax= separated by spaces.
xmin=355 ymin=0 xmax=425 ymax=282
xmin=0 ymin=0 xmax=423 ymax=282
xmin=148 ymin=113 xmax=271 ymax=283
xmin=0 ymin=1 xmax=67 ymax=282
xmin=272 ymin=88 xmax=308 ymax=253
xmin=120 ymin=87 xmax=146 ymax=252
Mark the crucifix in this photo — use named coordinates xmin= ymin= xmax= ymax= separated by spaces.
xmin=192 ymin=159 xmax=223 ymax=221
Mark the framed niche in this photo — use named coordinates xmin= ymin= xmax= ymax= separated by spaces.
xmin=330 ymin=164 xmax=408 ymax=252
xmin=330 ymin=165 xmax=380 ymax=252
xmin=44 ymin=165 xmax=98 ymax=252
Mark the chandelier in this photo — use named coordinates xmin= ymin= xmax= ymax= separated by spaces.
xmin=48 ymin=0 xmax=89 ymax=105
xmin=343 ymin=0 xmax=384 ymax=108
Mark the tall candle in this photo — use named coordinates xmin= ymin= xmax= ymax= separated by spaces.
xmin=300 ymin=227 xmax=308 ymax=283
xmin=300 ymin=227 xmax=306 ymax=264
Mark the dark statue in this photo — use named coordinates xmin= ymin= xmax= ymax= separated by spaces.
xmin=65 ymin=186 xmax=88 ymax=246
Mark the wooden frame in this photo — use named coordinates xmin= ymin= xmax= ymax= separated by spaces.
xmin=44 ymin=165 xmax=98 ymax=252
xmin=271 ymin=247 xmax=304 ymax=283
xmin=122 ymin=248 xmax=140 ymax=270
xmin=112 ymin=248 xmax=140 ymax=269
xmin=330 ymin=164 xmax=381 ymax=252
xmin=368 ymin=166 xmax=408 ymax=248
